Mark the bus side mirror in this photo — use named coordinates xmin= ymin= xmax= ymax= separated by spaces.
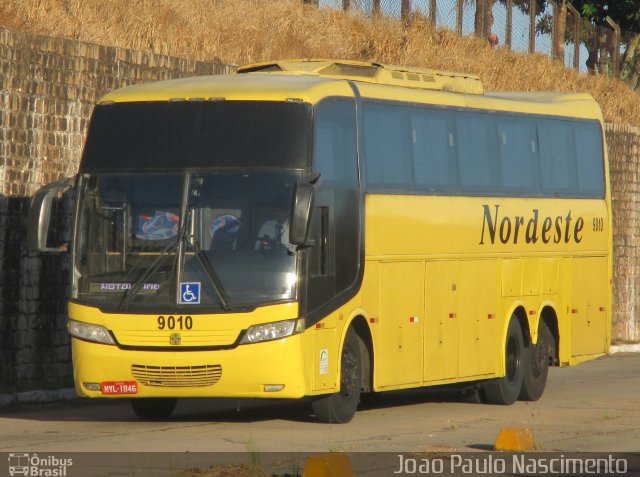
xmin=28 ymin=177 xmax=75 ymax=253
xmin=289 ymin=181 xmax=314 ymax=247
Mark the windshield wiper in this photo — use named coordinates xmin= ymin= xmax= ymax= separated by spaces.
xmin=179 ymin=171 xmax=232 ymax=311
xmin=189 ymin=235 xmax=231 ymax=311
xmin=117 ymin=240 xmax=176 ymax=310
xmin=117 ymin=172 xmax=232 ymax=311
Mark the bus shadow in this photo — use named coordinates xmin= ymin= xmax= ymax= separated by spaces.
xmin=1 ymin=386 xmax=483 ymax=424
xmin=0 ymin=397 xmax=314 ymax=424
xmin=358 ymin=385 xmax=482 ymax=412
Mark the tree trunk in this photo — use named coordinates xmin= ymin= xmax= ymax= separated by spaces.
xmin=585 ymin=46 xmax=598 ymax=74
xmin=401 ymin=0 xmax=411 ymax=24
xmin=475 ymin=0 xmax=484 ymax=37
xmin=484 ymin=0 xmax=494 ymax=38
xmin=597 ymin=26 xmax=608 ymax=74
xmin=553 ymin=0 xmax=567 ymax=61
xmin=583 ymin=25 xmax=601 ymax=75
xmin=628 ymin=38 xmax=640 ymax=90
xmin=373 ymin=0 xmax=381 ymax=16
xmin=475 ymin=0 xmax=495 ymax=38
xmin=621 ymin=33 xmax=640 ymax=82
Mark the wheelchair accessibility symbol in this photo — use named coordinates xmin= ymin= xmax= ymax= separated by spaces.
xmin=179 ymin=282 xmax=201 ymax=304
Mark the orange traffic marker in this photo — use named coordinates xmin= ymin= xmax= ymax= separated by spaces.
xmin=494 ymin=427 xmax=537 ymax=451
xmin=303 ymin=453 xmax=354 ymax=477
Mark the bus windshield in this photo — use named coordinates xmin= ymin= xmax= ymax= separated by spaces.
xmin=73 ymin=171 xmax=300 ymax=311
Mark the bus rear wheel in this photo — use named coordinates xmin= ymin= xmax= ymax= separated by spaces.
xmin=483 ymin=317 xmax=525 ymax=405
xmin=519 ymin=321 xmax=552 ymax=401
xmin=130 ymin=397 xmax=177 ymax=420
xmin=311 ymin=328 xmax=362 ymax=423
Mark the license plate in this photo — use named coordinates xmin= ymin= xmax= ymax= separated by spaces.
xmin=101 ymin=381 xmax=139 ymax=395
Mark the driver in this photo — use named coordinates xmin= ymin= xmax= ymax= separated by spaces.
xmin=255 ymin=209 xmax=293 ymax=253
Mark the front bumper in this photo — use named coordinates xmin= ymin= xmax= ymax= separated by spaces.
xmin=72 ymin=334 xmax=307 ymax=399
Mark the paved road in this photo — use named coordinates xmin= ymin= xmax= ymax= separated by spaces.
xmin=1 ymin=353 xmax=638 ymax=456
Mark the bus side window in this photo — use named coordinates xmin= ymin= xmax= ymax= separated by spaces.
xmin=362 ymin=102 xmax=412 ymax=190
xmin=498 ymin=115 xmax=540 ymax=194
xmin=411 ymin=108 xmax=456 ymax=191
xmin=308 ymin=206 xmax=329 ymax=277
xmin=575 ymin=122 xmax=605 ymax=197
xmin=538 ymin=118 xmax=578 ymax=195
xmin=456 ymin=111 xmax=499 ymax=192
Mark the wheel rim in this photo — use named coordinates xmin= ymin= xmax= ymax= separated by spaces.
xmin=506 ymin=335 xmax=520 ymax=383
xmin=340 ymin=346 xmax=358 ymax=397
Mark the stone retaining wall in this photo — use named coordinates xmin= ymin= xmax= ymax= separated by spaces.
xmin=607 ymin=123 xmax=640 ymax=342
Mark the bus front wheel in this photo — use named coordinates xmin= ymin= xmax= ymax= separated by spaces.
xmin=130 ymin=397 xmax=177 ymax=420
xmin=311 ymin=328 xmax=362 ymax=423
xmin=483 ymin=317 xmax=525 ymax=405
xmin=519 ymin=321 xmax=552 ymax=401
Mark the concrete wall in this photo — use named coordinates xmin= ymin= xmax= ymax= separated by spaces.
xmin=0 ymin=26 xmax=639 ymax=396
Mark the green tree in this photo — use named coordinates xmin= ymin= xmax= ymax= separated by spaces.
xmin=572 ymin=0 xmax=640 ymax=83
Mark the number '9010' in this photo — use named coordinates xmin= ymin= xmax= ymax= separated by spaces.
xmin=157 ymin=315 xmax=193 ymax=330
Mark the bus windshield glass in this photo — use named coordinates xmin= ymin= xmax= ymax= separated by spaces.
xmin=74 ymin=171 xmax=300 ymax=310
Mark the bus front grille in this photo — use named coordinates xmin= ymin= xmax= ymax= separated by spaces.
xmin=131 ymin=364 xmax=222 ymax=387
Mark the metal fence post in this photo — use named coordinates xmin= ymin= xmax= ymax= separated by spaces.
xmin=529 ymin=0 xmax=536 ymax=54
xmin=606 ymin=16 xmax=621 ymax=76
xmin=430 ymin=0 xmax=437 ymax=28
xmin=457 ymin=0 xmax=464 ymax=36
xmin=549 ymin=0 xmax=558 ymax=60
xmin=567 ymin=3 xmax=581 ymax=70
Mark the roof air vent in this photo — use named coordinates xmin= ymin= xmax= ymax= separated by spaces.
xmin=319 ymin=63 xmax=378 ymax=78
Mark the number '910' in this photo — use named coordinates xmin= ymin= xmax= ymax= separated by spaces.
xmin=157 ymin=315 xmax=193 ymax=330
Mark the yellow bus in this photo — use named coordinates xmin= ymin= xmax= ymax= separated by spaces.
xmin=29 ymin=59 xmax=611 ymax=423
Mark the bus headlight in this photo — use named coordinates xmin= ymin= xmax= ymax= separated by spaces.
xmin=240 ymin=319 xmax=304 ymax=344
xmin=68 ymin=319 xmax=116 ymax=345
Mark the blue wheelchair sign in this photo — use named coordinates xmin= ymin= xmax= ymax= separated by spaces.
xmin=179 ymin=282 xmax=201 ymax=304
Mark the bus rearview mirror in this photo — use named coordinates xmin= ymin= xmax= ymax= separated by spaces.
xmin=28 ymin=177 xmax=75 ymax=253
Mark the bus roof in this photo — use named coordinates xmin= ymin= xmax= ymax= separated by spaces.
xmin=98 ymin=59 xmax=603 ymax=121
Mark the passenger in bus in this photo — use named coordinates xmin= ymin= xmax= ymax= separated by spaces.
xmin=255 ymin=209 xmax=293 ymax=254
xmin=210 ymin=214 xmax=242 ymax=252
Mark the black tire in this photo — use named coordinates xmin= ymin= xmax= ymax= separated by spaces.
xmin=312 ymin=328 xmax=363 ymax=423
xmin=483 ymin=317 xmax=525 ymax=405
xmin=130 ymin=398 xmax=177 ymax=420
xmin=519 ymin=321 xmax=552 ymax=401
